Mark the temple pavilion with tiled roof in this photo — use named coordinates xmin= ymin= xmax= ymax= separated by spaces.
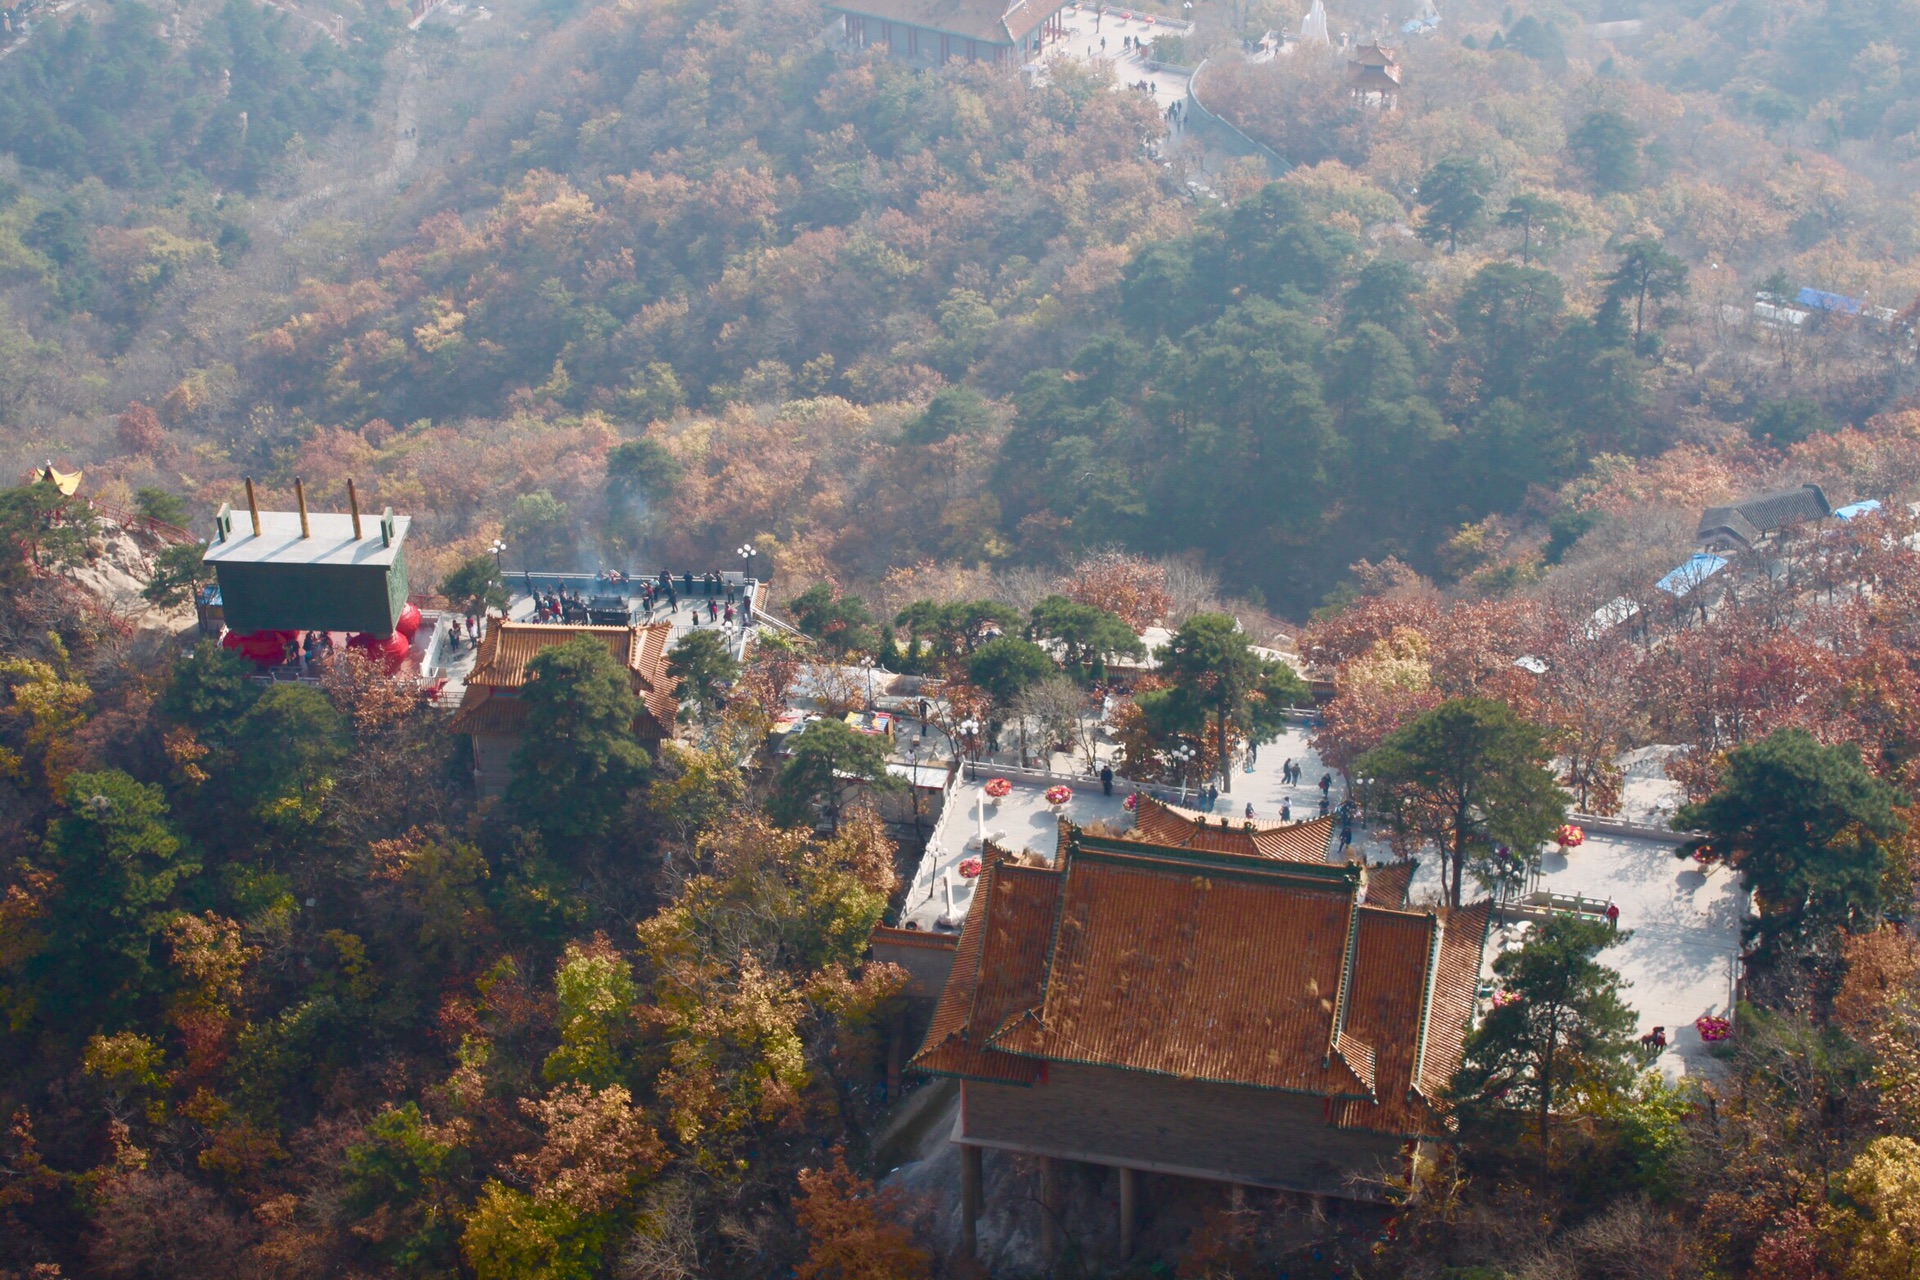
xmin=1696 ymin=481 xmax=1831 ymax=552
xmin=913 ymin=822 xmax=1490 ymax=1257
xmin=449 ymin=622 xmax=679 ymax=795
xmin=1348 ymin=41 xmax=1402 ymax=108
xmin=823 ymin=0 xmax=1073 ymax=66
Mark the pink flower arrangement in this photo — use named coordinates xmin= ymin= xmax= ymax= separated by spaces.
xmin=1123 ymin=792 xmax=1139 ymax=811
xmin=958 ymin=858 xmax=983 ymax=878
xmin=1558 ymin=824 xmax=1586 ymax=849
xmin=1045 ymin=784 xmax=1072 ymax=806
xmin=984 ymin=777 xmax=1012 ymax=799
xmin=1490 ymin=990 xmax=1520 ymax=1009
xmin=1695 ymin=1014 xmax=1732 ymax=1042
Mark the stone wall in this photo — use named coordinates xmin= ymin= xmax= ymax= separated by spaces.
xmin=472 ymin=732 xmax=516 ymax=798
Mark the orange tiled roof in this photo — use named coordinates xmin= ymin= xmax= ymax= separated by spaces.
xmin=460 ymin=621 xmax=679 ymax=736
xmin=468 ymin=623 xmax=630 ymax=688
xmin=914 ymin=825 xmax=1492 ymax=1138
xmin=1418 ymin=901 xmax=1493 ymax=1101
xmin=447 ymin=685 xmax=527 ymax=736
xmin=913 ymin=854 xmax=1059 ymax=1084
xmin=1363 ymin=860 xmax=1416 ymax=908
xmin=1331 ymin=907 xmax=1439 ymax=1135
xmin=1131 ymin=796 xmax=1336 ymax=864
xmin=470 ymin=622 xmax=676 ymax=689
xmin=989 ymin=838 xmax=1371 ymax=1095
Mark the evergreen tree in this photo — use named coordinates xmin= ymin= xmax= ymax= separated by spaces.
xmin=1568 ymin=108 xmax=1643 ymax=193
xmin=789 ymin=585 xmax=875 ymax=657
xmin=901 ymin=385 xmax=993 ymax=445
xmin=441 ymin=555 xmax=509 ymax=618
xmin=507 ymin=636 xmax=651 ymax=848
xmin=1416 ymin=156 xmax=1492 ymax=254
xmin=142 ymin=542 xmax=214 ymax=607
xmin=1497 ymin=192 xmax=1572 ymax=266
xmin=1152 ymin=613 xmax=1307 ymax=795
xmin=1359 ymin=698 xmax=1566 ymax=906
xmin=769 ymin=717 xmax=899 ymax=834
xmin=1677 ymin=728 xmax=1904 ymax=960
xmin=1602 ymin=237 xmax=1689 ymax=349
xmin=1027 ymin=595 xmax=1144 ymax=672
xmin=161 ymin=639 xmax=260 ymax=731
xmin=967 ymin=636 xmax=1058 ymax=706
xmin=1455 ymin=263 xmax=1566 ymax=401
xmin=1451 ymin=915 xmax=1641 ymax=1145
xmin=24 ymin=769 xmax=199 ymax=1028
xmin=0 ymin=481 xmax=96 ymax=588
xmin=665 ymin=630 xmax=739 ymax=724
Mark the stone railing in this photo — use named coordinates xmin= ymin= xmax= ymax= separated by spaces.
xmin=1566 ymin=812 xmax=1702 ymax=843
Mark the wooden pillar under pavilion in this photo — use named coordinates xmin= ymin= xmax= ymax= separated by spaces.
xmin=960 ymin=1145 xmax=983 ymax=1259
xmin=1039 ymin=1156 xmax=1062 ymax=1261
xmin=1118 ymin=1166 xmax=1139 ymax=1258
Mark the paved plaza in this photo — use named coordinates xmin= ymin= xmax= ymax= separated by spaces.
xmin=1042 ymin=4 xmax=1195 ymax=113
xmin=900 ymin=774 xmax=1132 ymax=929
xmin=1244 ymin=724 xmax=1746 ymax=1079
xmin=935 ymin=719 xmax=1746 ymax=1081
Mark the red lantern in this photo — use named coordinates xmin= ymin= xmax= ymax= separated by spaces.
xmin=394 ymin=601 xmax=423 ymax=638
xmin=1558 ymin=823 xmax=1586 ymax=849
xmin=221 ymin=628 xmax=298 ymax=666
xmin=347 ymin=629 xmax=412 ymax=670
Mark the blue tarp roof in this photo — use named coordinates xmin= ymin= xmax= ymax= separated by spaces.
xmin=1656 ymin=553 xmax=1728 ymax=597
xmin=1797 ymin=287 xmax=1864 ymax=315
xmin=1833 ymin=500 xmax=1883 ymax=521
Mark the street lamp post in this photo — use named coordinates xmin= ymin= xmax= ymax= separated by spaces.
xmin=958 ymin=717 xmax=980 ymax=765
xmin=908 ymin=738 xmax=924 ymax=844
xmin=487 ymin=539 xmax=508 ymax=631
xmin=1172 ymin=743 xmax=1195 ymax=801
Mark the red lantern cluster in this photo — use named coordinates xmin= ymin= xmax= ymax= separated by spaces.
xmin=220 ymin=629 xmax=299 ymax=666
xmin=347 ymin=628 xmax=412 ymax=670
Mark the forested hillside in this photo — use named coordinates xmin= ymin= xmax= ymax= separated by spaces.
xmin=4 ymin=0 xmax=1920 ymax=1273
xmin=0 ymin=0 xmax=1915 ymax=611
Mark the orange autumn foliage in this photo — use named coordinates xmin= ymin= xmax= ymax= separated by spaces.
xmin=794 ymin=1147 xmax=929 ymax=1280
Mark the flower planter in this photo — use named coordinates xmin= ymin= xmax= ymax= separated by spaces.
xmin=1694 ymin=1013 xmax=1731 ymax=1042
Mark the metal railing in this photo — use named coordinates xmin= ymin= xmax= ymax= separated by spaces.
xmin=86 ymin=500 xmax=198 ymax=545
